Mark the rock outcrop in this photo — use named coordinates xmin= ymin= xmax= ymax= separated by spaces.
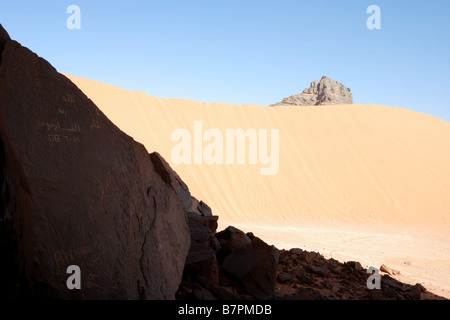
xmin=177 ymin=224 xmax=280 ymax=300
xmin=0 ymin=24 xmax=190 ymax=299
xmin=222 ymin=235 xmax=279 ymax=299
xmin=272 ymin=76 xmax=353 ymax=106
xmin=177 ymin=232 xmax=447 ymax=300
xmin=274 ymin=249 xmax=446 ymax=300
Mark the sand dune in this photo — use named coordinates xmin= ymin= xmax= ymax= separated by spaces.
xmin=66 ymin=74 xmax=450 ymax=298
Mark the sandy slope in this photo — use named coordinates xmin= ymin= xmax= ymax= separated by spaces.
xmin=66 ymin=74 xmax=450 ymax=298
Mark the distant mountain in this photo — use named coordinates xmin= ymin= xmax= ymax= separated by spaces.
xmin=272 ymin=76 xmax=353 ymax=106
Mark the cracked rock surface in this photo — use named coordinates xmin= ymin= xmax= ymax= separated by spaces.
xmin=0 ymin=24 xmax=190 ymax=299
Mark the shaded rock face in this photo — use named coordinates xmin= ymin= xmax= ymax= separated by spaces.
xmin=177 ymin=225 xmax=279 ymax=300
xmin=222 ymin=236 xmax=279 ymax=300
xmin=0 ymin=24 xmax=190 ymax=299
xmin=216 ymin=226 xmax=251 ymax=257
xmin=272 ymin=76 xmax=353 ymax=106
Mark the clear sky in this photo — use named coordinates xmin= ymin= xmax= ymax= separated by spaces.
xmin=1 ymin=1 xmax=449 ymax=121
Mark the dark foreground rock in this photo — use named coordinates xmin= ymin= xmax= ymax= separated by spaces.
xmin=222 ymin=237 xmax=279 ymax=299
xmin=177 ymin=224 xmax=280 ymax=300
xmin=0 ymin=24 xmax=190 ymax=299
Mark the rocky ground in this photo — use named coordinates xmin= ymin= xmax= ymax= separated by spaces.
xmin=274 ymin=249 xmax=446 ymax=300
xmin=177 ymin=218 xmax=447 ymax=300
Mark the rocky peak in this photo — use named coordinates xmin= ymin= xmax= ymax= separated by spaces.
xmin=272 ymin=76 xmax=353 ymax=106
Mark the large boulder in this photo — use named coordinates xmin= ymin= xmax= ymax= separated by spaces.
xmin=272 ymin=76 xmax=353 ymax=106
xmin=184 ymin=242 xmax=219 ymax=285
xmin=222 ymin=236 xmax=279 ymax=300
xmin=0 ymin=24 xmax=190 ymax=299
xmin=149 ymin=150 xmax=222 ymax=288
xmin=216 ymin=226 xmax=251 ymax=257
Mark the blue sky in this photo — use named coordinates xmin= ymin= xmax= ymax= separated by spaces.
xmin=1 ymin=0 xmax=449 ymax=121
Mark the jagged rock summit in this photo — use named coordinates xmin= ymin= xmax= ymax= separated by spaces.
xmin=272 ymin=76 xmax=353 ymax=106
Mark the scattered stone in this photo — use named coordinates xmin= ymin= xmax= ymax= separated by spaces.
xmin=380 ymin=264 xmax=401 ymax=275
xmin=332 ymin=265 xmax=343 ymax=274
xmin=272 ymin=248 xmax=444 ymax=300
xmin=383 ymin=278 xmax=405 ymax=291
xmin=296 ymin=274 xmax=315 ymax=285
xmin=345 ymin=261 xmax=363 ymax=272
xmin=380 ymin=264 xmax=392 ymax=274
xmin=308 ymin=266 xmax=329 ymax=277
xmin=299 ymin=251 xmax=318 ymax=264
xmin=278 ymin=273 xmax=294 ymax=283
xmin=289 ymin=248 xmax=303 ymax=255
xmin=278 ymin=252 xmax=290 ymax=265
xmin=405 ymin=285 xmax=422 ymax=300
